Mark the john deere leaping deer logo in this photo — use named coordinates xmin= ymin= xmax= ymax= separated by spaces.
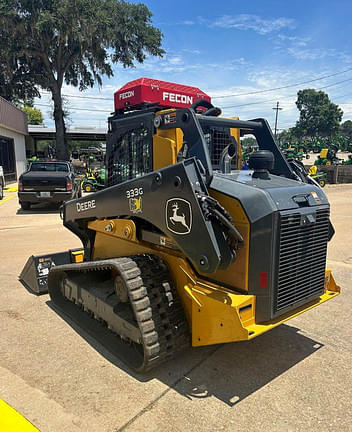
xmin=166 ymin=198 xmax=192 ymax=235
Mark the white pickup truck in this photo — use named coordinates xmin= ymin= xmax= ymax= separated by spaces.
xmin=0 ymin=166 xmax=5 ymax=200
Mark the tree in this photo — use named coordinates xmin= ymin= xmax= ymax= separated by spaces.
xmin=277 ymin=128 xmax=296 ymax=144
xmin=0 ymin=1 xmax=164 ymax=159
xmin=0 ymin=56 xmax=40 ymax=105
xmin=0 ymin=28 xmax=41 ymax=105
xmin=294 ymin=89 xmax=343 ymax=138
xmin=241 ymin=137 xmax=257 ymax=147
xmin=22 ymin=106 xmax=44 ymax=125
xmin=340 ymin=120 xmax=352 ymax=139
xmin=68 ymin=140 xmax=105 ymax=151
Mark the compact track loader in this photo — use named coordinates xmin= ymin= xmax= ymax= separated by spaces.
xmin=20 ymin=78 xmax=340 ymax=372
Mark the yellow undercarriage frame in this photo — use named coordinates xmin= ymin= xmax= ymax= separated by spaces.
xmin=89 ymin=218 xmax=341 ymax=348
xmin=181 ymin=267 xmax=339 ymax=346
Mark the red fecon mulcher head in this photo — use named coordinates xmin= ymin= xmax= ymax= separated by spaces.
xmin=114 ymin=77 xmax=211 ymax=112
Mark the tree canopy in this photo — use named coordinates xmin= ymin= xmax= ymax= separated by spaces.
xmin=0 ymin=0 xmax=164 ymax=159
xmin=340 ymin=120 xmax=352 ymax=139
xmin=22 ymin=106 xmax=44 ymax=125
xmin=0 ymin=54 xmax=40 ymax=105
xmin=277 ymin=128 xmax=295 ymax=144
xmin=294 ymin=89 xmax=343 ymax=138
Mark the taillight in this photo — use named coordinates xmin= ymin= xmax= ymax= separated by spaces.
xmin=259 ymin=272 xmax=268 ymax=289
xmin=18 ymin=179 xmax=23 ymax=191
xmin=66 ymin=179 xmax=72 ymax=191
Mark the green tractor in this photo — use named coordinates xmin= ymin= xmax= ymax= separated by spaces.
xmin=241 ymin=144 xmax=258 ymax=168
xmin=314 ymin=146 xmax=340 ymax=166
xmin=309 ymin=137 xmax=327 ymax=154
xmin=343 ymin=154 xmax=352 ymax=165
xmin=282 ymin=148 xmax=310 ymax=162
xmin=308 ymin=166 xmax=327 ymax=188
xmin=292 ymin=141 xmax=308 ymax=153
xmin=81 ymin=168 xmax=106 ymax=192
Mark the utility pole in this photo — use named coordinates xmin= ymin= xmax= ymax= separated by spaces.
xmin=272 ymin=101 xmax=282 ymax=139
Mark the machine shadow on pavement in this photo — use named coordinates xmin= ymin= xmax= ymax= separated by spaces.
xmin=174 ymin=325 xmax=323 ymax=407
xmin=46 ymin=299 xmax=323 ymax=407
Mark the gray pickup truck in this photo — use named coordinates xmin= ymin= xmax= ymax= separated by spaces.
xmin=18 ymin=160 xmax=81 ymax=210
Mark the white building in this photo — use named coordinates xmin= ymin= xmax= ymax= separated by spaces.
xmin=0 ymin=96 xmax=28 ymax=181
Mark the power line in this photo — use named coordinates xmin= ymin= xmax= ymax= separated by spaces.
xmin=36 ymin=68 xmax=352 ymax=108
xmin=37 ymin=75 xmax=352 ymax=113
xmin=40 ymin=91 xmax=112 ymax=101
xmin=35 ymin=75 xmax=352 ymax=126
xmin=35 ymin=103 xmax=112 ymax=113
xmin=211 ymin=66 xmax=352 ymax=99
xmin=37 ymin=66 xmax=352 ymax=103
xmin=220 ymin=77 xmax=352 ymax=109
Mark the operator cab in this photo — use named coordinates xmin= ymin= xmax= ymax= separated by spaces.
xmin=107 ymin=77 xmax=310 ymax=189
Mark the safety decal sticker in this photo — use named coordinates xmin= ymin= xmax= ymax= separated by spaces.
xmin=126 ymin=187 xmax=143 ymax=214
xmin=37 ymin=257 xmax=54 ymax=276
xmin=129 ymin=196 xmax=142 ymax=214
xmin=166 ymin=198 xmax=192 ymax=235
xmin=164 ymin=112 xmax=177 ymax=125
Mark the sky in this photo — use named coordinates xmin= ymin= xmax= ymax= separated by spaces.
xmin=34 ymin=0 xmax=352 ymax=132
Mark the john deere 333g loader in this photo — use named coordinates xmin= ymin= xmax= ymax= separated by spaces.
xmin=20 ymin=78 xmax=340 ymax=372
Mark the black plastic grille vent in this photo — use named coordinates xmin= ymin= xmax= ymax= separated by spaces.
xmin=107 ymin=127 xmax=152 ymax=187
xmin=274 ymin=207 xmax=330 ymax=314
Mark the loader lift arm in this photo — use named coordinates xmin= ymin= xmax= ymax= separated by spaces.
xmin=64 ymin=158 xmax=237 ymax=274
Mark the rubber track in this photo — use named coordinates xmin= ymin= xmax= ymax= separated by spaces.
xmin=48 ymin=254 xmax=190 ymax=372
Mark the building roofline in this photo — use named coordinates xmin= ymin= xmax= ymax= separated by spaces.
xmin=0 ymin=97 xmax=28 ymax=135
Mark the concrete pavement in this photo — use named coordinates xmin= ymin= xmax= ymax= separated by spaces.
xmin=0 ymin=185 xmax=351 ymax=432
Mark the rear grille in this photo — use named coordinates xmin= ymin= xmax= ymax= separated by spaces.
xmin=274 ymin=207 xmax=330 ymax=314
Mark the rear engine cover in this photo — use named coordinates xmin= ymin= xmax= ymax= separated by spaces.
xmin=210 ymin=172 xmax=331 ymax=321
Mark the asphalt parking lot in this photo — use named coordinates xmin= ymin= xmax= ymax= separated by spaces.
xmin=0 ymin=184 xmax=351 ymax=432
